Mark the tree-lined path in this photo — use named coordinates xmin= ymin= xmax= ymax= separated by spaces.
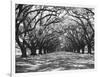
xmin=16 ymin=52 xmax=94 ymax=73
xmin=15 ymin=4 xmax=94 ymax=73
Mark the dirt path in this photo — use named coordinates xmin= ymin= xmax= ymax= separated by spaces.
xmin=16 ymin=52 xmax=94 ymax=73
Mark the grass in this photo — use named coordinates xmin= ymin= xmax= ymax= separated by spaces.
xmin=16 ymin=51 xmax=94 ymax=73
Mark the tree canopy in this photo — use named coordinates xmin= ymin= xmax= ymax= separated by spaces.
xmin=15 ymin=4 xmax=94 ymax=57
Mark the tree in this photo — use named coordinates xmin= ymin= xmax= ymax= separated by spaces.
xmin=63 ymin=7 xmax=94 ymax=54
xmin=16 ymin=4 xmax=33 ymax=57
xmin=15 ymin=4 xmax=62 ymax=57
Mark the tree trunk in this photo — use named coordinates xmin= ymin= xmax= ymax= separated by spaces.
xmin=77 ymin=48 xmax=80 ymax=53
xmin=82 ymin=47 xmax=84 ymax=54
xmin=88 ymin=45 xmax=91 ymax=54
xmin=39 ymin=48 xmax=42 ymax=54
xmin=30 ymin=48 xmax=36 ymax=55
xmin=44 ymin=49 xmax=46 ymax=54
xmin=21 ymin=46 xmax=27 ymax=57
xmin=47 ymin=49 xmax=49 ymax=53
xmin=73 ymin=49 xmax=76 ymax=52
xmin=16 ymin=35 xmax=27 ymax=57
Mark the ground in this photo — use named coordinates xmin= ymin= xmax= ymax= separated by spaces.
xmin=16 ymin=51 xmax=94 ymax=73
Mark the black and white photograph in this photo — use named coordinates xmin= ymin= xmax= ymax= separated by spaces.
xmin=15 ymin=3 xmax=94 ymax=73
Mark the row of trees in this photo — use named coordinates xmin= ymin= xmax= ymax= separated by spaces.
xmin=15 ymin=4 xmax=94 ymax=57
xmin=63 ymin=7 xmax=94 ymax=54
xmin=16 ymin=4 xmax=62 ymax=57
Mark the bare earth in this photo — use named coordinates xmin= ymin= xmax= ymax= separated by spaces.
xmin=16 ymin=51 xmax=94 ymax=73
